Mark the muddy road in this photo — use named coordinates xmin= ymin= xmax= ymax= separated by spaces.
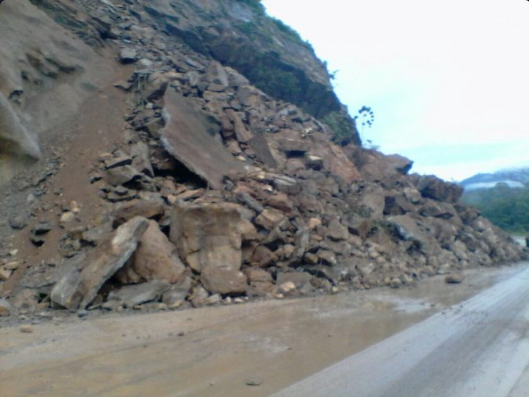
xmin=1 ymin=264 xmax=527 ymax=397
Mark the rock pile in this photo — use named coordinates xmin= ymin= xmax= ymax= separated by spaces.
xmin=0 ymin=0 xmax=526 ymax=316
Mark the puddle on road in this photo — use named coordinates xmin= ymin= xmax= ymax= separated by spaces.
xmin=1 ymin=263 xmax=527 ymax=397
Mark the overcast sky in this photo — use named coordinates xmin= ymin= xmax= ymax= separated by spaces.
xmin=262 ymin=0 xmax=529 ymax=181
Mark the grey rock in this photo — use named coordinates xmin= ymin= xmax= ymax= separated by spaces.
xmin=118 ymin=48 xmax=137 ymax=64
xmin=161 ymin=89 xmax=244 ymax=189
xmin=162 ymin=277 xmax=192 ymax=306
xmin=108 ymin=280 xmax=171 ymax=308
xmin=104 ymin=165 xmax=141 ymax=186
xmin=276 ymin=272 xmax=312 ymax=288
xmin=445 ymin=273 xmax=465 ymax=284
xmin=9 ymin=215 xmax=27 ymax=230
xmin=0 ymin=299 xmax=13 ymax=317
xmin=50 ymin=217 xmax=149 ymax=310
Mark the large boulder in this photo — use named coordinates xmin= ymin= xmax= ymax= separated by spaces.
xmin=170 ymin=202 xmax=242 ymax=273
xmin=411 ymin=175 xmax=463 ymax=203
xmin=347 ymin=148 xmax=413 ymax=182
xmin=115 ymin=220 xmax=186 ymax=284
xmin=161 ymin=89 xmax=245 ymax=189
xmin=387 ymin=215 xmax=434 ymax=254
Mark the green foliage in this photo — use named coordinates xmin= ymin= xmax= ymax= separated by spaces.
xmin=247 ymin=57 xmax=302 ymax=102
xmin=235 ymin=0 xmax=265 ymax=15
xmin=270 ymin=17 xmax=314 ymax=51
xmin=462 ymin=183 xmax=529 ymax=233
xmin=322 ymin=111 xmax=359 ymax=146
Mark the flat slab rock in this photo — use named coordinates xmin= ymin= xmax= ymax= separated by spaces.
xmin=50 ymin=217 xmax=149 ymax=310
xmin=161 ymin=89 xmax=245 ymax=189
xmin=107 ymin=280 xmax=171 ymax=308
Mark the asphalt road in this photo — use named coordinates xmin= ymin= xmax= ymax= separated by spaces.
xmin=271 ymin=265 xmax=529 ymax=397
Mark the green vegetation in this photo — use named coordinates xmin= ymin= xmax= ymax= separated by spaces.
xmin=270 ymin=17 xmax=314 ymax=51
xmin=322 ymin=111 xmax=360 ymax=146
xmin=462 ymin=183 xmax=529 ymax=233
xmin=245 ymin=56 xmax=303 ymax=103
xmin=235 ymin=0 xmax=265 ymax=15
xmin=234 ymin=0 xmax=313 ymax=52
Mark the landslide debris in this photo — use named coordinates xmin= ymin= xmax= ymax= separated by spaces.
xmin=0 ymin=0 xmax=526 ymax=319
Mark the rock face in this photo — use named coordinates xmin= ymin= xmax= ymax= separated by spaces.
xmin=140 ymin=0 xmax=347 ymax=121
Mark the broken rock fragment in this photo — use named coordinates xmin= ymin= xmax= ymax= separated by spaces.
xmin=107 ymin=280 xmax=171 ymax=308
xmin=445 ymin=273 xmax=465 ymax=284
xmin=200 ymin=266 xmax=248 ymax=295
xmin=112 ymin=198 xmax=165 ymax=227
xmin=0 ymin=299 xmax=13 ymax=317
xmin=50 ymin=217 xmax=149 ymax=310
xmin=255 ymin=209 xmax=286 ymax=230
xmin=118 ymin=48 xmax=137 ymax=64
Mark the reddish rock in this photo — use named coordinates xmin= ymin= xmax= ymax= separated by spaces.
xmin=112 ymin=198 xmax=165 ymax=227
xmin=445 ymin=273 xmax=465 ymax=284
xmin=255 ymin=209 xmax=286 ymax=230
xmin=265 ymin=193 xmax=294 ymax=213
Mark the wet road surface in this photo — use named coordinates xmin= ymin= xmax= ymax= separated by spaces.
xmin=272 ymin=265 xmax=529 ymax=397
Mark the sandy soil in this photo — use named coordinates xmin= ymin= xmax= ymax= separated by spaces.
xmin=1 ymin=263 xmax=526 ymax=397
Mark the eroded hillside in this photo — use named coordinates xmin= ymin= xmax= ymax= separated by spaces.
xmin=0 ymin=0 xmax=526 ymax=319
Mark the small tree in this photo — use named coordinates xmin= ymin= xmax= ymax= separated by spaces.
xmin=353 ymin=106 xmax=376 ymax=149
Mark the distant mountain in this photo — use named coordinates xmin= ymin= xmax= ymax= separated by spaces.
xmin=460 ymin=168 xmax=529 ymax=191
xmin=461 ymin=168 xmax=529 ymax=232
